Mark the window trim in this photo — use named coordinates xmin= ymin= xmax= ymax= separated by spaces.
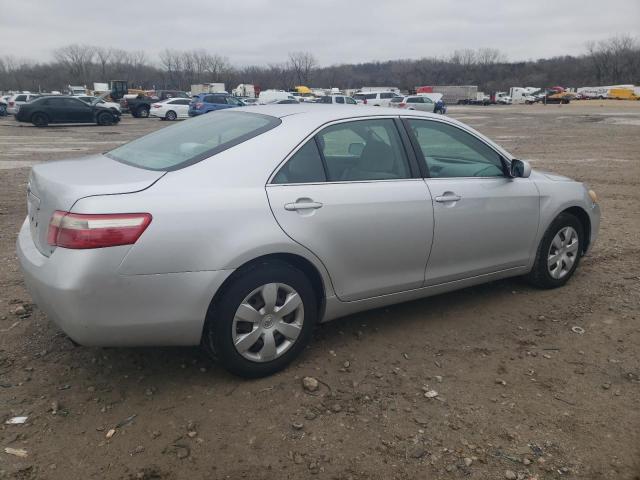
xmin=400 ymin=117 xmax=512 ymax=179
xmin=267 ymin=116 xmax=421 ymax=186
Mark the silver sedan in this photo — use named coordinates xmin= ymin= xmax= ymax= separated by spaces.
xmin=17 ymin=105 xmax=600 ymax=377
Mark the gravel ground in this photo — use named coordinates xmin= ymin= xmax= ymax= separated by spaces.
xmin=0 ymin=102 xmax=639 ymax=480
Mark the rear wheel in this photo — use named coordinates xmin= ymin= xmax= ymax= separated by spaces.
xmin=136 ymin=106 xmax=149 ymax=118
xmin=31 ymin=113 xmax=48 ymax=127
xmin=165 ymin=110 xmax=177 ymax=121
xmin=204 ymin=261 xmax=317 ymax=378
xmin=527 ymin=213 xmax=583 ymax=289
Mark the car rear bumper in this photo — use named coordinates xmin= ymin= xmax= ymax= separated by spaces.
xmin=17 ymin=218 xmax=233 ymax=347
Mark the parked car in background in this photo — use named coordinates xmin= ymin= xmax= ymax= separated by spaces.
xmin=122 ymin=90 xmax=189 ymax=118
xmin=77 ymin=95 xmax=121 ymax=113
xmin=389 ymin=95 xmax=435 ymax=111
xmin=258 ymin=90 xmax=297 ymax=104
xmin=316 ymin=95 xmax=358 ymax=105
xmin=6 ymin=93 xmax=40 ymax=115
xmin=353 ymin=91 xmax=402 ymax=106
xmin=241 ymin=98 xmax=259 ymax=106
xmin=17 ymin=106 xmax=600 ymax=377
xmin=150 ymin=98 xmax=191 ymax=120
xmin=188 ymin=93 xmax=244 ymax=116
xmin=0 ymin=95 xmax=10 ymax=116
xmin=273 ymin=99 xmax=299 ymax=104
xmin=15 ymin=95 xmax=120 ymax=126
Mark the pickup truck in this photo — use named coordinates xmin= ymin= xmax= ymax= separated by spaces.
xmin=121 ymin=90 xmax=189 ymax=118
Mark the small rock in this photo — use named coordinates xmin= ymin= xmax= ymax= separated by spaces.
xmin=187 ymin=431 xmax=197 ymax=438
xmin=543 ymin=354 xmax=551 ymax=359
xmin=293 ymin=453 xmax=304 ymax=464
xmin=131 ymin=445 xmax=145 ymax=455
xmin=523 ymin=458 xmax=531 ymax=465
xmin=304 ymin=410 xmax=316 ymax=420
xmin=435 ymin=375 xmax=443 ymax=383
xmin=410 ymin=446 xmax=427 ymax=459
xmin=302 ymin=377 xmax=319 ymax=392
xmin=4 ymin=447 xmax=28 ymax=458
xmin=505 ymin=470 xmax=517 ymax=479
xmin=106 ymin=429 xmax=116 ymax=439
xmin=445 ymin=464 xmax=456 ymax=472
xmin=331 ymin=403 xmax=342 ymax=413
xmin=463 ymin=457 xmax=473 ymax=467
xmin=292 ymin=422 xmax=304 ymax=430
xmin=424 ymin=390 xmax=438 ymax=398
xmin=50 ymin=400 xmax=60 ymax=415
xmin=495 ymin=378 xmax=507 ymax=386
xmin=12 ymin=305 xmax=26 ymax=316
xmin=151 ymin=430 xmax=161 ymax=438
xmin=602 ymin=382 xmax=611 ymax=390
xmin=175 ymin=445 xmax=190 ymax=459
xmin=343 ymin=361 xmax=350 ymax=369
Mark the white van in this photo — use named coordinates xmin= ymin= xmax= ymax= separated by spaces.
xmin=258 ymin=90 xmax=297 ymax=104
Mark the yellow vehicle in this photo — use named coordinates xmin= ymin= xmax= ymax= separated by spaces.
xmin=608 ymin=88 xmax=639 ymax=100
xmin=295 ymin=85 xmax=312 ymax=94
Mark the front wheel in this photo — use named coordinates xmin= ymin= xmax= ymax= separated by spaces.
xmin=96 ymin=111 xmax=113 ymax=126
xmin=527 ymin=213 xmax=583 ymax=289
xmin=204 ymin=261 xmax=317 ymax=378
xmin=165 ymin=110 xmax=177 ymax=121
xmin=136 ymin=107 xmax=149 ymax=118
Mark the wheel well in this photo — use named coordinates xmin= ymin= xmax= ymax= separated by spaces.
xmin=206 ymin=253 xmax=326 ymax=324
xmin=562 ymin=206 xmax=591 ymax=253
xmin=31 ymin=111 xmax=48 ymax=121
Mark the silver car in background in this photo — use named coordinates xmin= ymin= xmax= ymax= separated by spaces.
xmin=17 ymin=105 xmax=600 ymax=377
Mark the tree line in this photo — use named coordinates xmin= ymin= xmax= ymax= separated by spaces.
xmin=1 ymin=35 xmax=638 ymax=93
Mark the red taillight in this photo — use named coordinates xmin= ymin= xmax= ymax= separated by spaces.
xmin=47 ymin=211 xmax=152 ymax=249
xmin=151 ymin=103 xmax=161 ymax=108
xmin=363 ymin=98 xmax=367 ymax=104
xmin=195 ymin=102 xmax=203 ymax=109
xmin=9 ymin=101 xmax=14 ymax=106
xmin=399 ymin=102 xmax=406 ymax=108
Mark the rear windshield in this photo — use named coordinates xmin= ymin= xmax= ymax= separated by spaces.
xmin=106 ymin=111 xmax=281 ymax=171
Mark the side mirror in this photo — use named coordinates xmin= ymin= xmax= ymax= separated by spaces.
xmin=348 ymin=142 xmax=365 ymax=156
xmin=510 ymin=159 xmax=531 ymax=178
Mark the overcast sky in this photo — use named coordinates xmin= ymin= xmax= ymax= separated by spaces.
xmin=2 ymin=0 xmax=639 ymax=66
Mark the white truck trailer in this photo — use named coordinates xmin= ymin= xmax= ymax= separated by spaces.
xmin=191 ymin=83 xmax=226 ymax=95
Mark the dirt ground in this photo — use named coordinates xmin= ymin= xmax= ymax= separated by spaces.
xmin=0 ymin=102 xmax=638 ymax=480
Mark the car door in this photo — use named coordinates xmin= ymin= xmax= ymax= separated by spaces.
xmin=266 ymin=117 xmax=434 ymax=301
xmin=173 ymin=99 xmax=191 ymax=117
xmin=64 ymin=97 xmax=94 ymax=122
xmin=403 ymin=118 xmax=540 ymax=286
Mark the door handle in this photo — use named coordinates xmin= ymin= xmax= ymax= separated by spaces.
xmin=284 ymin=201 xmax=323 ymax=211
xmin=434 ymin=193 xmax=462 ymax=203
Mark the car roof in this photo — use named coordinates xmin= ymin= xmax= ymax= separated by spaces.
xmin=246 ymin=104 xmax=440 ymax=121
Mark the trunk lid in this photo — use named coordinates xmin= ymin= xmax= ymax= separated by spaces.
xmin=27 ymin=154 xmax=165 ymax=256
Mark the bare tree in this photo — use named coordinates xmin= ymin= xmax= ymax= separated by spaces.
xmin=288 ymin=51 xmax=317 ymax=86
xmin=53 ymin=44 xmax=95 ymax=84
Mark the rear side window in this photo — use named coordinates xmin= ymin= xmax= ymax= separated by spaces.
xmin=16 ymin=95 xmax=27 ymax=102
xmin=407 ymin=97 xmax=421 ymax=103
xmin=107 ymin=111 xmax=281 ymax=171
xmin=316 ymin=119 xmax=411 ymax=181
xmin=335 ymin=96 xmax=345 ymax=104
xmin=346 ymin=97 xmax=357 ymax=105
xmin=380 ymin=92 xmax=395 ymax=99
xmin=272 ymin=140 xmax=326 ymax=184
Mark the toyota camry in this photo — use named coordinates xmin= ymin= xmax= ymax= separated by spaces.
xmin=17 ymin=105 xmax=600 ymax=377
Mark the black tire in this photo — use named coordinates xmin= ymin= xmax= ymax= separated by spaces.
xmin=165 ymin=110 xmax=177 ymax=121
xmin=31 ymin=112 xmax=48 ymax=127
xmin=136 ymin=106 xmax=150 ymax=118
xmin=204 ymin=261 xmax=317 ymax=378
xmin=527 ymin=212 xmax=583 ymax=289
xmin=96 ymin=111 xmax=112 ymax=126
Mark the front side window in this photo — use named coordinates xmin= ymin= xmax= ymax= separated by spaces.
xmin=272 ymin=140 xmax=326 ymax=184
xmin=380 ymin=92 xmax=395 ymax=99
xmin=407 ymin=97 xmax=421 ymax=103
xmin=335 ymin=96 xmax=345 ymax=104
xmin=107 ymin=111 xmax=281 ymax=171
xmin=407 ymin=119 xmax=504 ymax=178
xmin=345 ymin=97 xmax=357 ymax=104
xmin=16 ymin=95 xmax=27 ymax=102
xmin=316 ymin=119 xmax=411 ymax=181
xmin=318 ymin=96 xmax=332 ymax=103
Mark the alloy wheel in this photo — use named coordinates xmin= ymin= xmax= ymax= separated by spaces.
xmin=232 ymin=283 xmax=304 ymax=362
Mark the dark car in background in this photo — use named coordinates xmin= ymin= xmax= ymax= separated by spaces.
xmin=15 ymin=96 xmax=121 ymax=127
xmin=188 ymin=93 xmax=244 ymax=116
xmin=121 ymin=90 xmax=189 ymax=118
